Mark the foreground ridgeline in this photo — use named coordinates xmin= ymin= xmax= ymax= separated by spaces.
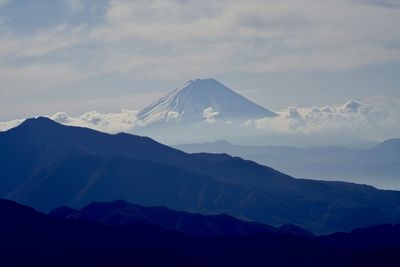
xmin=49 ymin=199 xmax=312 ymax=238
xmin=1 ymin=199 xmax=400 ymax=267
xmin=2 ymin=117 xmax=400 ymax=234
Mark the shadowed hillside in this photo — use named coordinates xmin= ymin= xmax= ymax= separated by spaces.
xmin=2 ymin=117 xmax=400 ymax=234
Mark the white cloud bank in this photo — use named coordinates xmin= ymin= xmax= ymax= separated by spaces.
xmin=0 ymin=118 xmax=24 ymax=131
xmin=51 ymin=110 xmax=138 ymax=133
xmin=1 ymin=98 xmax=399 ymax=143
xmin=244 ymin=97 xmax=400 ymax=140
xmin=0 ymin=110 xmax=138 ymax=133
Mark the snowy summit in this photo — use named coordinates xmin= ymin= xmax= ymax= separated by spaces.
xmin=138 ymin=78 xmax=276 ymax=125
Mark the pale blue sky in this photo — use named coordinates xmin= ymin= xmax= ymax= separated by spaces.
xmin=0 ymin=0 xmax=399 ymax=121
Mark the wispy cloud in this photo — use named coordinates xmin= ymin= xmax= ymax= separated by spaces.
xmin=352 ymin=0 xmax=400 ymax=9
xmin=0 ymin=63 xmax=89 ymax=96
xmin=66 ymin=0 xmax=84 ymax=13
xmin=0 ymin=0 xmax=399 ymax=83
xmin=0 ymin=24 xmax=86 ymax=58
xmin=90 ymin=0 xmax=400 ymax=75
xmin=0 ymin=0 xmax=10 ymax=8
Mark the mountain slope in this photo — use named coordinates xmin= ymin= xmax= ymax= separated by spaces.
xmin=2 ymin=117 xmax=400 ymax=234
xmin=137 ymin=78 xmax=276 ymax=125
xmin=50 ymin=199 xmax=311 ymax=237
xmin=0 ymin=199 xmax=195 ymax=267
xmin=5 ymin=154 xmax=233 ymax=212
xmin=2 ymin=198 xmax=400 ymax=267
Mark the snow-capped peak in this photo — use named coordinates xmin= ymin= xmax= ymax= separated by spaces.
xmin=138 ymin=78 xmax=276 ymax=125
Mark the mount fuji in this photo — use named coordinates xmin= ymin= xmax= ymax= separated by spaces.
xmin=137 ymin=78 xmax=276 ymax=126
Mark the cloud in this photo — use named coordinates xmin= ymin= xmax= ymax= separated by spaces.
xmin=166 ymin=111 xmax=179 ymax=121
xmin=202 ymin=107 xmax=219 ymax=123
xmin=0 ymin=0 xmax=10 ymax=8
xmin=1 ymin=0 xmax=399 ymax=89
xmin=352 ymin=0 xmax=400 ymax=9
xmin=66 ymin=0 xmax=84 ymax=13
xmin=0 ymin=97 xmax=399 ymax=144
xmin=0 ymin=109 xmax=138 ymax=133
xmin=0 ymin=24 xmax=86 ymax=58
xmin=51 ymin=110 xmax=138 ymax=133
xmin=248 ymin=98 xmax=400 ymax=140
xmin=86 ymin=0 xmax=400 ymax=77
xmin=0 ymin=63 xmax=89 ymax=96
xmin=0 ymin=117 xmax=23 ymax=131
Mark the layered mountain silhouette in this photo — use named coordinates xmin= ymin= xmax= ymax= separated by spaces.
xmin=50 ymin=199 xmax=311 ymax=238
xmin=176 ymin=139 xmax=400 ymax=189
xmin=2 ymin=117 xmax=400 ymax=234
xmin=2 ymin=198 xmax=400 ymax=267
xmin=137 ymin=78 xmax=276 ymax=125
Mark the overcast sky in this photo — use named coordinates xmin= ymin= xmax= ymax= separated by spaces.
xmin=0 ymin=0 xmax=399 ymax=121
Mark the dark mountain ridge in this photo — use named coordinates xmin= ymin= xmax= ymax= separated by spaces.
xmin=2 ymin=117 xmax=400 ymax=234
xmin=2 ymin=198 xmax=400 ymax=267
xmin=50 ymin=199 xmax=312 ymax=237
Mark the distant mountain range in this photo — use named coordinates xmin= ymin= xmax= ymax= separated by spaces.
xmin=2 ymin=198 xmax=400 ymax=267
xmin=137 ymin=78 xmax=276 ymax=126
xmin=2 ymin=117 xmax=400 ymax=234
xmin=175 ymin=139 xmax=400 ymax=189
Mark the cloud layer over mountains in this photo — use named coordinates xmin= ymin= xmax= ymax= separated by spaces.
xmin=247 ymin=97 xmax=400 ymax=140
xmin=51 ymin=110 xmax=138 ymax=133
xmin=1 ymin=97 xmax=399 ymax=144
